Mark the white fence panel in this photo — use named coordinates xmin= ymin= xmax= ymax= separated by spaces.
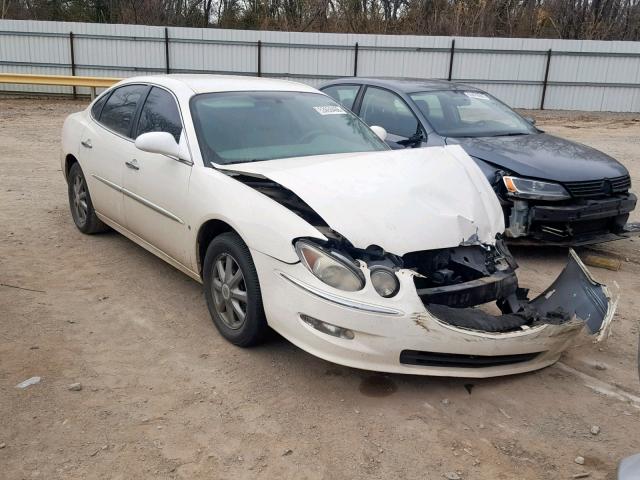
xmin=1 ymin=19 xmax=640 ymax=111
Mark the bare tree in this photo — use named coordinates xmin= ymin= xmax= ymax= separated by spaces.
xmin=4 ymin=0 xmax=640 ymax=40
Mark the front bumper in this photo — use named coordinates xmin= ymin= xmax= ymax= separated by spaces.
xmin=506 ymin=193 xmax=638 ymax=246
xmin=252 ymin=249 xmax=615 ymax=378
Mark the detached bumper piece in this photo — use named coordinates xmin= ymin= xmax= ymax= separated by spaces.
xmin=424 ymin=250 xmax=614 ymax=338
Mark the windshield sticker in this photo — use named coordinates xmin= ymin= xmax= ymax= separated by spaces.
xmin=313 ymin=105 xmax=347 ymax=115
xmin=464 ymin=91 xmax=489 ymax=100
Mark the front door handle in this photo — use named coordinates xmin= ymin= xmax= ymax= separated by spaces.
xmin=125 ymin=159 xmax=139 ymax=171
xmin=80 ymin=139 xmax=92 ymax=149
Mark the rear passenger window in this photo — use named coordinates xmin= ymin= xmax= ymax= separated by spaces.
xmin=91 ymin=91 xmax=110 ymax=119
xmin=99 ymin=85 xmax=147 ymax=137
xmin=136 ymin=87 xmax=183 ymax=143
xmin=322 ymin=85 xmax=360 ymax=110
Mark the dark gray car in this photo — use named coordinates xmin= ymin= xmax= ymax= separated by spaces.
xmin=319 ymin=78 xmax=638 ymax=246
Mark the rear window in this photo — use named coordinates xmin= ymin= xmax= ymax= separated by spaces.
xmin=321 ymin=85 xmax=360 ymax=110
xmin=91 ymin=92 xmax=110 ymax=119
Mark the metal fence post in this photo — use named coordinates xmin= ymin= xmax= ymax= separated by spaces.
xmin=69 ymin=31 xmax=77 ymax=99
xmin=164 ymin=27 xmax=170 ymax=74
xmin=257 ymin=40 xmax=262 ymax=77
xmin=540 ymin=48 xmax=552 ymax=110
xmin=354 ymin=42 xmax=359 ymax=77
xmin=447 ymin=39 xmax=455 ymax=81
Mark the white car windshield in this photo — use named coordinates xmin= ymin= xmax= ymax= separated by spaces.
xmin=409 ymin=90 xmax=537 ymax=138
xmin=191 ymin=91 xmax=388 ymax=165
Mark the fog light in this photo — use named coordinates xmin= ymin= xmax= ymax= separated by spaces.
xmin=300 ymin=314 xmax=355 ymax=340
xmin=370 ymin=267 xmax=400 ymax=298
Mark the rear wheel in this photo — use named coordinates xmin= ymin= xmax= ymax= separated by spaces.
xmin=67 ymin=162 xmax=109 ymax=234
xmin=203 ymin=232 xmax=268 ymax=347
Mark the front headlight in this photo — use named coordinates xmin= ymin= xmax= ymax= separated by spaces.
xmin=295 ymin=240 xmax=365 ymax=291
xmin=370 ymin=267 xmax=400 ymax=298
xmin=503 ymin=176 xmax=570 ymax=200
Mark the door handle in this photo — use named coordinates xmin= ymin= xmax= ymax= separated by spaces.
xmin=125 ymin=159 xmax=139 ymax=171
xmin=80 ymin=139 xmax=92 ymax=149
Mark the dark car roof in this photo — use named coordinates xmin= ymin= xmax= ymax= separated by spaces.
xmin=321 ymin=77 xmax=479 ymax=94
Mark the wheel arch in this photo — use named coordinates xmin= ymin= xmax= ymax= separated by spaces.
xmin=64 ymin=154 xmax=79 ymax=182
xmin=195 ymin=219 xmax=237 ymax=276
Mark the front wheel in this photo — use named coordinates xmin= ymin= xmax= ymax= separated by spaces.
xmin=203 ymin=232 xmax=268 ymax=347
xmin=67 ymin=162 xmax=109 ymax=234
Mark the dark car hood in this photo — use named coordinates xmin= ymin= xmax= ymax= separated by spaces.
xmin=446 ymin=133 xmax=628 ymax=183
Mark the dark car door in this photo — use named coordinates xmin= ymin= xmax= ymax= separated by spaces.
xmin=355 ymin=86 xmax=426 ymax=149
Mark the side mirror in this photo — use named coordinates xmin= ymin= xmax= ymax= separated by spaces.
xmin=135 ymin=132 xmax=183 ymax=159
xmin=370 ymin=126 xmax=387 ymax=142
xmin=524 ymin=116 xmax=536 ymax=125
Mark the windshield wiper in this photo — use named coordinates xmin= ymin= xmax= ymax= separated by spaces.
xmin=224 ymin=158 xmax=267 ymax=165
xmin=488 ymin=132 xmax=529 ymax=137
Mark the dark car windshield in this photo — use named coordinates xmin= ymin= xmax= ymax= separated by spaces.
xmin=191 ymin=91 xmax=388 ymax=165
xmin=409 ymin=90 xmax=537 ymax=138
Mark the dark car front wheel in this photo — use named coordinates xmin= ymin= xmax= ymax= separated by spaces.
xmin=203 ymin=232 xmax=268 ymax=347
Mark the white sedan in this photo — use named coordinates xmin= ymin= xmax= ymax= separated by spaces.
xmin=61 ymin=75 xmax=615 ymax=377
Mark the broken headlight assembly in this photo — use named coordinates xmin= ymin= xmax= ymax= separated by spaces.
xmin=503 ymin=176 xmax=570 ymax=201
xmin=295 ymin=240 xmax=365 ymax=291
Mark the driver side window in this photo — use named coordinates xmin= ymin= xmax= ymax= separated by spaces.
xmin=360 ymin=87 xmax=421 ymax=139
xmin=135 ymin=87 xmax=183 ymax=143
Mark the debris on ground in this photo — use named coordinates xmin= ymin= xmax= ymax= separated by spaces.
xmin=594 ymin=362 xmax=608 ymax=371
xmin=574 ymin=456 xmax=585 ymax=465
xmin=498 ymin=408 xmax=512 ymax=419
xmin=15 ymin=376 xmax=41 ymax=389
xmin=68 ymin=382 xmax=82 ymax=391
xmin=579 ymin=253 xmax=622 ymax=271
xmin=590 ymin=425 xmax=600 ymax=435
xmin=444 ymin=472 xmax=462 ymax=480
xmin=572 ymin=473 xmax=591 ymax=479
xmin=0 ymin=443 xmax=6 ymax=449
xmin=282 ymin=449 xmax=293 ymax=456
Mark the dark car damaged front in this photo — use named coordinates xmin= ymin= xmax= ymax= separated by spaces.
xmin=458 ymin=139 xmax=638 ymax=246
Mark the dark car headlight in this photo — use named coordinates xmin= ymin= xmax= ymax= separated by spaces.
xmin=503 ymin=176 xmax=570 ymax=201
xmin=295 ymin=240 xmax=365 ymax=291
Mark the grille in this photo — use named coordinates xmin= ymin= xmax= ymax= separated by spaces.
xmin=564 ymin=175 xmax=631 ymax=198
xmin=399 ymin=350 xmax=542 ymax=368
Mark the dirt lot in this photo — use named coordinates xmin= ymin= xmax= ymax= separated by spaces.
xmin=1 ymin=98 xmax=639 ymax=480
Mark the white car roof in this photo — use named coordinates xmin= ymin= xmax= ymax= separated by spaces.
xmin=118 ymin=74 xmax=319 ymax=95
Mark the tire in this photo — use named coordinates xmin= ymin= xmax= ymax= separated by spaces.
xmin=67 ymin=162 xmax=109 ymax=234
xmin=203 ymin=232 xmax=268 ymax=347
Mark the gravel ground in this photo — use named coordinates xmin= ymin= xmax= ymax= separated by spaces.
xmin=1 ymin=98 xmax=639 ymax=480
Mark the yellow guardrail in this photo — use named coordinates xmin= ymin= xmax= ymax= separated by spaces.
xmin=0 ymin=73 xmax=121 ymax=98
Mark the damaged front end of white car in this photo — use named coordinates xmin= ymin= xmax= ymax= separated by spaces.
xmin=221 ymin=145 xmax=616 ymax=377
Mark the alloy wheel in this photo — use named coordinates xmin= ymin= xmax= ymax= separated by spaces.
xmin=72 ymin=173 xmax=88 ymax=225
xmin=211 ymin=253 xmax=248 ymax=329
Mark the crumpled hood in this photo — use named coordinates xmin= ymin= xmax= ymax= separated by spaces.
xmin=219 ymin=146 xmax=504 ymax=255
xmin=447 ymin=133 xmax=629 ymax=182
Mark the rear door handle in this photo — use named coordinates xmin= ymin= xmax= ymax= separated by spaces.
xmin=125 ymin=159 xmax=139 ymax=171
xmin=80 ymin=139 xmax=92 ymax=149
